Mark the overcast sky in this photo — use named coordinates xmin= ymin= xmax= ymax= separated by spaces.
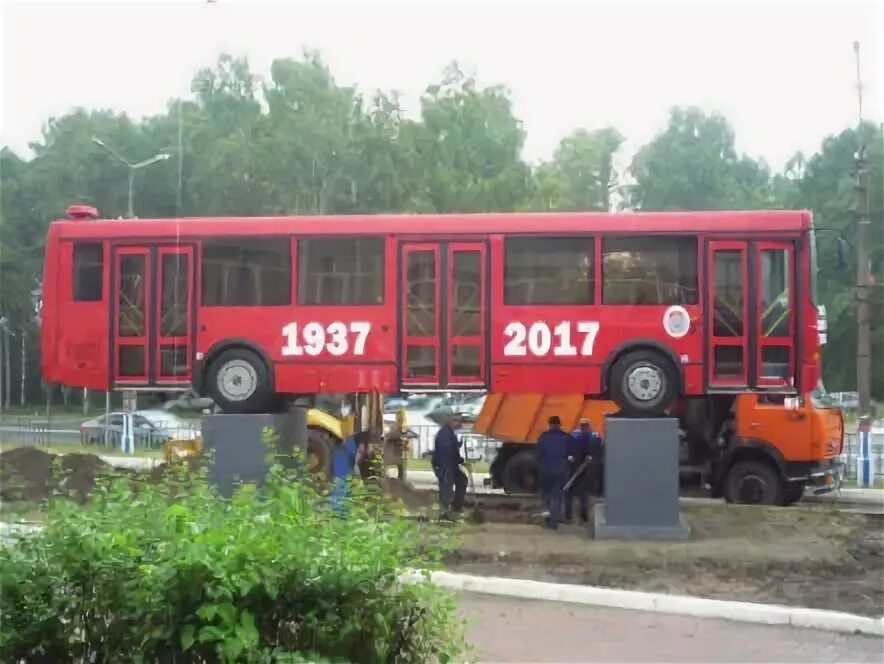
xmin=1 ymin=0 xmax=881 ymax=170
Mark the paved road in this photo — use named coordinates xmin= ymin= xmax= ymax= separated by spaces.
xmin=460 ymin=594 xmax=883 ymax=663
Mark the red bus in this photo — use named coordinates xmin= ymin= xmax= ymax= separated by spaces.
xmin=41 ymin=205 xmax=821 ymax=416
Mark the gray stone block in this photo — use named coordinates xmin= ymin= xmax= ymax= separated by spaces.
xmin=201 ymin=409 xmax=308 ymax=498
xmin=593 ymin=415 xmax=691 ymax=540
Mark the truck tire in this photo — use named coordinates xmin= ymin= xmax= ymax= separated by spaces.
xmin=307 ymin=427 xmax=335 ymax=480
xmin=502 ymin=450 xmax=539 ymax=495
xmin=724 ymin=460 xmax=783 ymax=505
xmin=609 ymin=349 xmax=678 ymax=416
xmin=206 ymin=347 xmax=272 ymax=414
xmin=781 ymin=482 xmax=804 ymax=506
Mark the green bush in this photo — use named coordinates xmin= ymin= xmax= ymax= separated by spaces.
xmin=0 ymin=457 xmax=465 ymax=663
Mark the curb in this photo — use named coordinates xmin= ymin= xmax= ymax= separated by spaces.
xmin=413 ymin=570 xmax=884 ymax=638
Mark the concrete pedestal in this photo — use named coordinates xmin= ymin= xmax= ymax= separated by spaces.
xmin=593 ymin=416 xmax=690 ymax=540
xmin=200 ymin=408 xmax=308 ymax=498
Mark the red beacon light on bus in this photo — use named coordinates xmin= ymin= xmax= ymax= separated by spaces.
xmin=65 ymin=204 xmax=99 ymax=220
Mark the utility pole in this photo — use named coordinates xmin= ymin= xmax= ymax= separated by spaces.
xmin=177 ymin=99 xmax=184 ymax=213
xmin=852 ymin=41 xmax=873 ymax=487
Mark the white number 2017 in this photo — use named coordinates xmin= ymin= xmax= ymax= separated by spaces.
xmin=282 ymin=321 xmax=371 ymax=357
xmin=503 ymin=321 xmax=600 ymax=357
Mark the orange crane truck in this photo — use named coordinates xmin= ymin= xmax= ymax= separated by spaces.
xmin=473 ymin=392 xmax=844 ymax=506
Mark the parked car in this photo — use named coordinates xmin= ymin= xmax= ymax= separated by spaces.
xmin=829 ymin=392 xmax=860 ymax=410
xmin=435 ymin=394 xmax=486 ymax=422
xmin=382 ymin=395 xmax=448 ymax=427
xmin=80 ymin=410 xmax=198 ymax=447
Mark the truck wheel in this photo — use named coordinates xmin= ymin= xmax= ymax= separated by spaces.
xmin=609 ymin=349 xmax=678 ymax=416
xmin=724 ymin=460 xmax=783 ymax=505
xmin=206 ymin=348 xmax=272 ymax=414
xmin=307 ymin=428 xmax=335 ymax=480
xmin=781 ymin=483 xmax=804 ymax=506
xmin=502 ymin=451 xmax=539 ymax=495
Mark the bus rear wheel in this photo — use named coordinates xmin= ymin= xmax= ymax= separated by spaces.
xmin=609 ymin=349 xmax=678 ymax=416
xmin=207 ymin=348 xmax=272 ymax=414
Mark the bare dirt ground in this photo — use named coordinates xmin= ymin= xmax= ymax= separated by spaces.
xmin=447 ymin=502 xmax=884 ymax=617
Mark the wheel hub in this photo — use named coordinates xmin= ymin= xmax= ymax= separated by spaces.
xmin=218 ymin=360 xmax=258 ymax=401
xmin=738 ymin=474 xmax=767 ymax=504
xmin=626 ymin=365 xmax=663 ymax=402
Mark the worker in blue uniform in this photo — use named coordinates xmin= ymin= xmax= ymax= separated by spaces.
xmin=565 ymin=418 xmax=602 ymax=523
xmin=432 ymin=413 xmax=467 ymax=519
xmin=536 ymin=415 xmax=571 ymax=529
xmin=330 ymin=429 xmax=370 ymax=517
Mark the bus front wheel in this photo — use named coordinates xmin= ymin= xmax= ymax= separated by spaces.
xmin=609 ymin=349 xmax=678 ymax=416
xmin=207 ymin=348 xmax=272 ymax=414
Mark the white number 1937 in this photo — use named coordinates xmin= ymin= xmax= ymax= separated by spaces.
xmin=282 ymin=321 xmax=371 ymax=357
xmin=503 ymin=321 xmax=600 ymax=357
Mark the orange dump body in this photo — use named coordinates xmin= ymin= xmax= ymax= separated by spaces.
xmin=474 ymin=394 xmax=620 ymax=443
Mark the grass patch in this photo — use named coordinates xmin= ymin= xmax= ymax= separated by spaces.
xmin=843 ymin=477 xmax=884 ymax=489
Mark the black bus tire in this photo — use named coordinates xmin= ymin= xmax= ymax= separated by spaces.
xmin=206 ymin=347 xmax=272 ymax=414
xmin=609 ymin=349 xmax=679 ymax=416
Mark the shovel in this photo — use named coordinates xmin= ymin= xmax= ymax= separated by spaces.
xmin=563 ymin=456 xmax=592 ymax=493
xmin=460 ymin=462 xmax=486 ymax=524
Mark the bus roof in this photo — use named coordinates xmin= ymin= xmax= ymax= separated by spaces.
xmin=51 ymin=209 xmax=812 ymax=240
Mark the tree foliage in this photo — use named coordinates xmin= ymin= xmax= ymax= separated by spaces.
xmin=628 ymin=107 xmax=773 ymax=211
xmin=0 ymin=53 xmax=881 ymax=401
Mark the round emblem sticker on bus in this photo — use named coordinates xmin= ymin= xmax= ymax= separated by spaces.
xmin=663 ymin=305 xmax=690 ymax=339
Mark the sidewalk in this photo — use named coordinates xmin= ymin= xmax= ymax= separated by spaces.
xmin=461 ymin=593 xmax=883 ymax=663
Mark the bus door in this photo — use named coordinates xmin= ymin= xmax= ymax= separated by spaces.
xmin=112 ymin=244 xmax=195 ymax=387
xmin=707 ymin=240 xmax=795 ymax=390
xmin=399 ymin=242 xmax=488 ymax=389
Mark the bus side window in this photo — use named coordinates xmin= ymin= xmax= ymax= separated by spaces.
xmin=297 ymin=238 xmax=385 ymax=306
xmin=202 ymin=239 xmax=291 ymax=306
xmin=503 ymin=237 xmax=594 ymax=305
xmin=73 ymin=243 xmax=103 ymax=302
xmin=602 ymin=236 xmax=698 ymax=305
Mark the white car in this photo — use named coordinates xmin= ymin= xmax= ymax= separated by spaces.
xmin=382 ymin=395 xmax=448 ymax=428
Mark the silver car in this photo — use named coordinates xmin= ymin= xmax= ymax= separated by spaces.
xmin=80 ymin=410 xmax=198 ymax=448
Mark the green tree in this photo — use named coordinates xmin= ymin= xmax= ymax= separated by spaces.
xmin=414 ymin=63 xmax=530 ymax=213
xmin=526 ymin=127 xmax=624 ymax=211
xmin=628 ymin=107 xmax=772 ymax=211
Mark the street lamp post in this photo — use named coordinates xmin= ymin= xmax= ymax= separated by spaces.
xmin=91 ymin=137 xmax=171 ymax=217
